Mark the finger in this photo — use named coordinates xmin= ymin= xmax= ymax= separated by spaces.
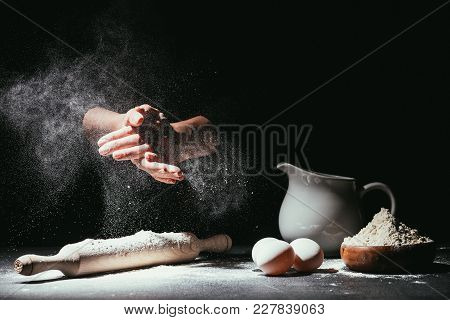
xmin=153 ymin=177 xmax=177 ymax=184
xmin=135 ymin=104 xmax=162 ymax=122
xmin=98 ymin=134 xmax=141 ymax=156
xmin=154 ymin=171 xmax=184 ymax=181
xmin=136 ymin=104 xmax=163 ymax=116
xmin=158 ymin=112 xmax=167 ymax=121
xmin=144 ymin=152 xmax=158 ymax=161
xmin=133 ymin=155 xmax=183 ymax=180
xmin=131 ymin=152 xmax=157 ymax=174
xmin=139 ymin=160 xmax=184 ymax=180
xmin=135 ymin=104 xmax=153 ymax=113
xmin=97 ymin=126 xmax=135 ymax=147
xmin=151 ymin=167 xmax=184 ymax=180
xmin=134 ymin=104 xmax=159 ymax=119
xmin=141 ymin=161 xmax=176 ymax=172
xmin=125 ymin=109 xmax=145 ymax=127
xmin=143 ymin=153 xmax=181 ymax=174
xmin=112 ymin=144 xmax=152 ymax=160
xmin=126 ymin=105 xmax=159 ymax=127
xmin=132 ymin=153 xmax=157 ymax=167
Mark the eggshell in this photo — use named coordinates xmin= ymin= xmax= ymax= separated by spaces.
xmin=256 ymin=240 xmax=295 ymax=276
xmin=290 ymin=238 xmax=324 ymax=272
xmin=251 ymin=237 xmax=278 ymax=264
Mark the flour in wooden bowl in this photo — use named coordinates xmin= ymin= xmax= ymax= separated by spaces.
xmin=343 ymin=208 xmax=432 ymax=246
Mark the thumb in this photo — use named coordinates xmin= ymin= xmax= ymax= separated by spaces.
xmin=126 ymin=109 xmax=144 ymax=127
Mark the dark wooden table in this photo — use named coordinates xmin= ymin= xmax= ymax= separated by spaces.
xmin=1 ymin=247 xmax=448 ymax=299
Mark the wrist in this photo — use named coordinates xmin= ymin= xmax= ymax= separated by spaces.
xmin=170 ymin=122 xmax=183 ymax=133
xmin=114 ymin=113 xmax=127 ymax=130
xmin=170 ymin=116 xmax=210 ymax=133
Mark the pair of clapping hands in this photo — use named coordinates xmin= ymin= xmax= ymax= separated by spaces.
xmin=97 ymin=104 xmax=193 ymax=184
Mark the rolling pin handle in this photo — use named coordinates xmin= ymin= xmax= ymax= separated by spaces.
xmin=14 ymin=255 xmax=33 ymax=276
xmin=197 ymin=234 xmax=232 ymax=253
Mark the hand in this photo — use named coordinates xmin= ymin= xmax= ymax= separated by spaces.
xmin=97 ymin=104 xmax=158 ymax=160
xmin=97 ymin=104 xmax=184 ymax=184
xmin=131 ymin=152 xmax=184 ymax=184
xmin=168 ymin=117 xmax=219 ymax=162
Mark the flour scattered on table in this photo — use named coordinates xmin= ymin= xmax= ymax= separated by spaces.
xmin=318 ymin=259 xmax=425 ymax=279
xmin=69 ymin=231 xmax=191 ymax=256
xmin=343 ymin=208 xmax=432 ymax=246
xmin=319 ymin=259 xmax=383 ymax=278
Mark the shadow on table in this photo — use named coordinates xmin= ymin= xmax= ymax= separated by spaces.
xmin=406 ymin=262 xmax=450 ymax=274
xmin=15 ymin=269 xmax=121 ymax=285
xmin=339 ymin=262 xmax=450 ymax=276
xmin=253 ymin=267 xmax=339 ymax=278
xmin=187 ymin=255 xmax=251 ymax=270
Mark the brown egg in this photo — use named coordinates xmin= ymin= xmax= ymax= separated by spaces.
xmin=290 ymin=238 xmax=324 ymax=272
xmin=251 ymin=237 xmax=278 ymax=264
xmin=254 ymin=240 xmax=295 ymax=276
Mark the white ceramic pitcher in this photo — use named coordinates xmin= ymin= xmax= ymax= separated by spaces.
xmin=277 ymin=163 xmax=396 ymax=256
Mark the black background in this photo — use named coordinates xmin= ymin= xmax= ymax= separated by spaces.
xmin=0 ymin=0 xmax=449 ymax=246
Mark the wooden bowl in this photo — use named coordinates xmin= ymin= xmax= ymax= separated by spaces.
xmin=340 ymin=242 xmax=436 ymax=273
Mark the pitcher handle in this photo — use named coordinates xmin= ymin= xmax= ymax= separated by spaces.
xmin=360 ymin=182 xmax=396 ymax=218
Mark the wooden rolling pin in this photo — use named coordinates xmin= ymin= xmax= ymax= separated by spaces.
xmin=14 ymin=231 xmax=232 ymax=277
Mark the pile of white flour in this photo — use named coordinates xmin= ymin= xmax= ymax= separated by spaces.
xmin=343 ymin=208 xmax=432 ymax=246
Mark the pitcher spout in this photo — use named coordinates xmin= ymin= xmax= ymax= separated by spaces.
xmin=276 ymin=162 xmax=302 ymax=175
